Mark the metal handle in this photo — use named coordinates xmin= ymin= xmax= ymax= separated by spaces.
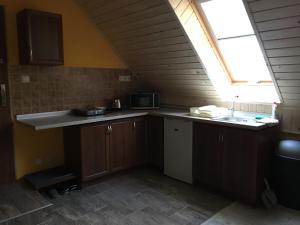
xmin=107 ymin=125 xmax=111 ymax=134
xmin=218 ymin=133 xmax=224 ymax=142
xmin=133 ymin=122 xmax=136 ymax=129
xmin=30 ymin=49 xmax=33 ymax=60
xmin=1 ymin=83 xmax=6 ymax=107
xmin=219 ymin=133 xmax=224 ymax=142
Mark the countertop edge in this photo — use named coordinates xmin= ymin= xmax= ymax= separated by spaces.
xmin=16 ymin=109 xmax=275 ymax=131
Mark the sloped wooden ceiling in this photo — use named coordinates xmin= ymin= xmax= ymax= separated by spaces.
xmin=246 ymin=0 xmax=300 ymax=107
xmin=77 ymin=0 xmax=300 ymax=108
xmin=76 ymin=0 xmax=220 ymax=107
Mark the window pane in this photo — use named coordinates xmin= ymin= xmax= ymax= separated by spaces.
xmin=218 ymin=36 xmax=272 ymax=82
xmin=201 ymin=0 xmax=254 ymax=39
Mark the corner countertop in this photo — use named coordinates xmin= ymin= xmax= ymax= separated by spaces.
xmin=16 ymin=108 xmax=277 ymax=131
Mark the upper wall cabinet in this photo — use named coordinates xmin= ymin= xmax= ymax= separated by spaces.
xmin=17 ymin=9 xmax=64 ymax=65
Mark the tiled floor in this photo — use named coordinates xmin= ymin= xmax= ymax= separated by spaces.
xmin=1 ymin=169 xmax=300 ymax=225
xmin=202 ymin=202 xmax=300 ymax=225
xmin=0 ymin=182 xmax=52 ymax=224
xmin=1 ymin=169 xmax=231 ymax=225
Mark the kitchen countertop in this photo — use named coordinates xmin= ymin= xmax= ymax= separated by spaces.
xmin=16 ymin=108 xmax=276 ymax=131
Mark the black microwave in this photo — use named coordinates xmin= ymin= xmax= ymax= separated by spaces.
xmin=130 ymin=92 xmax=160 ymax=109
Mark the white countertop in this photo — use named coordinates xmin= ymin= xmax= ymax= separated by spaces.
xmin=16 ymin=108 xmax=274 ymax=131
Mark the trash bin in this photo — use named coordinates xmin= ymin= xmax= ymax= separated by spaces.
xmin=272 ymin=140 xmax=300 ymax=209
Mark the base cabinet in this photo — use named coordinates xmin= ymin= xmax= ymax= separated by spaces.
xmin=80 ymin=124 xmax=109 ymax=181
xmin=193 ymin=122 xmax=279 ymax=204
xmin=147 ymin=116 xmax=164 ymax=171
xmin=64 ymin=117 xmax=146 ymax=182
xmin=193 ymin=123 xmax=222 ymax=190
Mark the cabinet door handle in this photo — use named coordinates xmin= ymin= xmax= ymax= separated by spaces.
xmin=30 ymin=49 xmax=33 ymax=60
xmin=133 ymin=122 xmax=136 ymax=129
xmin=1 ymin=83 xmax=6 ymax=107
xmin=109 ymin=125 xmax=112 ymax=133
xmin=221 ymin=134 xmax=224 ymax=142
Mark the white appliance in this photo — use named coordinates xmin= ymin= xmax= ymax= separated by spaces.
xmin=164 ymin=118 xmax=193 ymax=184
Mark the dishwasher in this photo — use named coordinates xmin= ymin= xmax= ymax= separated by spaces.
xmin=164 ymin=118 xmax=193 ymax=184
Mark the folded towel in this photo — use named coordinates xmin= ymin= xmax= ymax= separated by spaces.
xmin=190 ymin=106 xmax=227 ymax=118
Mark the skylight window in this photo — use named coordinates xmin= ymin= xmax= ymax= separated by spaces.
xmin=200 ymin=0 xmax=272 ymax=83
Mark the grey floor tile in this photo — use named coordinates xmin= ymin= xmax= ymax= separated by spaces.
xmin=126 ymin=207 xmax=182 ymax=225
xmin=0 ymin=182 xmax=51 ymax=223
xmin=1 ymin=168 xmax=233 ymax=225
xmin=170 ymin=206 xmax=209 ymax=225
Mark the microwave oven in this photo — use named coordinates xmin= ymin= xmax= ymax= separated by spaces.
xmin=130 ymin=92 xmax=160 ymax=109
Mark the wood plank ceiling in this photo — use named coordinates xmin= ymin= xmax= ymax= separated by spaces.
xmin=76 ymin=0 xmax=220 ymax=107
xmin=246 ymin=0 xmax=300 ymax=107
xmin=76 ymin=0 xmax=300 ymax=108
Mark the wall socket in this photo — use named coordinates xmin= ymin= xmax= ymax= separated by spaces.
xmin=21 ymin=75 xmax=30 ymax=83
xmin=119 ymin=75 xmax=131 ymax=82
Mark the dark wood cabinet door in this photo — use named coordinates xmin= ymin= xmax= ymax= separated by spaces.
xmin=193 ymin=123 xmax=222 ymax=190
xmin=222 ymin=127 xmax=258 ymax=203
xmin=109 ymin=120 xmax=132 ymax=172
xmin=147 ymin=116 xmax=164 ymax=170
xmin=17 ymin=9 xmax=64 ymax=65
xmin=80 ymin=124 xmax=109 ymax=182
xmin=133 ymin=117 xmax=147 ymax=165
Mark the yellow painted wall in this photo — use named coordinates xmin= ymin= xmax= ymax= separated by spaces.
xmin=0 ymin=0 xmax=127 ymax=178
xmin=14 ymin=124 xmax=64 ymax=179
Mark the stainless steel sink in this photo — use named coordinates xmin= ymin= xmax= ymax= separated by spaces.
xmin=214 ymin=116 xmax=260 ymax=126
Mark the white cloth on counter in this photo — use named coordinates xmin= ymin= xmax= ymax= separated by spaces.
xmin=190 ymin=105 xmax=228 ymax=118
xmin=256 ymin=117 xmax=279 ymax=124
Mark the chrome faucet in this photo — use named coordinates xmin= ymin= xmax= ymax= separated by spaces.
xmin=229 ymin=95 xmax=239 ymax=118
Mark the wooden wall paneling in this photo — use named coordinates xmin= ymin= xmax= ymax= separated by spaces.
xmin=260 ymin=27 xmax=300 ymax=41
xmin=126 ymin=56 xmax=199 ymax=66
xmin=263 ymin=38 xmax=300 ymax=49
xmin=280 ymin=86 xmax=300 ymax=94
xmin=249 ymin=0 xmax=300 ymax=12
xmin=272 ymin=65 xmax=300 ymax=73
xmin=125 ymin=50 xmax=196 ymax=60
xmin=275 ymin=73 xmax=300 ymax=80
xmin=75 ymin=0 xmax=223 ymax=108
xmin=252 ymin=5 xmax=300 ymax=22
xmin=269 ymin=56 xmax=300 ymax=65
xmin=77 ymin=0 xmax=300 ymax=114
xmin=266 ymin=47 xmax=300 ymax=57
xmin=277 ymin=80 xmax=300 ymax=86
xmin=94 ymin=0 xmax=163 ymax=24
xmin=108 ymin=21 xmax=180 ymax=41
xmin=99 ymin=4 xmax=170 ymax=29
xmin=91 ymin=0 xmax=142 ymax=18
xmin=256 ymin=16 xmax=300 ymax=32
xmin=105 ymin=13 xmax=175 ymax=34
xmin=140 ymin=68 xmax=206 ymax=75
xmin=115 ymin=36 xmax=188 ymax=52
xmin=114 ymin=28 xmax=184 ymax=46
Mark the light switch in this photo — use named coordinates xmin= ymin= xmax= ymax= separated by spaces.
xmin=119 ymin=75 xmax=131 ymax=82
xmin=21 ymin=75 xmax=30 ymax=83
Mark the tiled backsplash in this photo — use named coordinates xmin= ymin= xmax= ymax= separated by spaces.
xmin=9 ymin=65 xmax=138 ymax=115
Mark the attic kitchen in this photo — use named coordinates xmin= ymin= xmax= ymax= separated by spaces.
xmin=0 ymin=0 xmax=300 ymax=225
